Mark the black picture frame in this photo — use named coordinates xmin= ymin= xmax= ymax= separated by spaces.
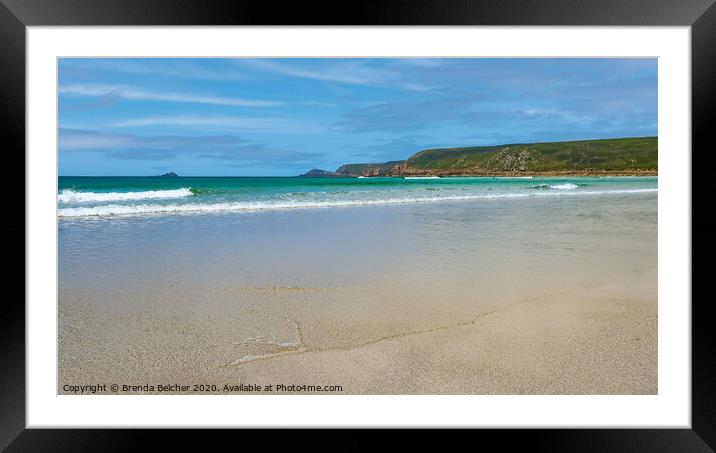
xmin=1 ymin=0 xmax=712 ymax=450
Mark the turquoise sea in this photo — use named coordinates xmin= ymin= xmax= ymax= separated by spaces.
xmin=58 ymin=176 xmax=658 ymax=218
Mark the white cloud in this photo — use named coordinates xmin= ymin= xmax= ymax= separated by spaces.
xmin=242 ymin=59 xmax=438 ymax=92
xmin=59 ymin=84 xmax=282 ymax=107
xmin=109 ymin=115 xmax=326 ymax=133
xmin=62 ymin=59 xmax=248 ymax=81
xmin=243 ymin=59 xmax=390 ymax=85
xmin=58 ymin=128 xmax=244 ymax=152
xmin=59 ymin=130 xmax=135 ymax=151
xmin=58 ymin=128 xmax=323 ymax=163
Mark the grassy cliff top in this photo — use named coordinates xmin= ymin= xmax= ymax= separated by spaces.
xmin=407 ymin=136 xmax=657 ymax=172
xmin=329 ymin=136 xmax=657 ymax=176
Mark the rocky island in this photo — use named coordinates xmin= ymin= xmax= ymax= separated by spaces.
xmin=303 ymin=136 xmax=657 ymax=177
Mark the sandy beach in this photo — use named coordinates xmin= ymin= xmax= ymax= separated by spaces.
xmin=58 ymin=191 xmax=657 ymax=394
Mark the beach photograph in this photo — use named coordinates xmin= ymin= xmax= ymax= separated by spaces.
xmin=58 ymin=58 xmax=657 ymax=395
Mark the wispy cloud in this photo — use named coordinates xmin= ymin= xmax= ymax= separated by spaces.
xmin=59 ymin=84 xmax=281 ymax=107
xmin=332 ymin=69 xmax=657 ymax=135
xmin=59 ymin=128 xmax=244 ymax=154
xmin=198 ymin=145 xmax=323 ymax=163
xmin=242 ymin=59 xmax=390 ymax=85
xmin=109 ymin=115 xmax=326 ymax=133
xmin=60 ymin=58 xmax=249 ymax=81
xmin=332 ymin=97 xmax=475 ymax=133
xmin=393 ymin=59 xmax=449 ymax=68
xmin=59 ymin=128 xmax=322 ymax=163
xmin=241 ymin=59 xmax=436 ymax=91
xmin=344 ymin=135 xmax=435 ymax=161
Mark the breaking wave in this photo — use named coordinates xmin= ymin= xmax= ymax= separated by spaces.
xmin=58 ymin=188 xmax=657 ymax=218
xmin=550 ymin=183 xmax=580 ymax=190
xmin=532 ymin=183 xmax=581 ymax=190
xmin=58 ymin=188 xmax=194 ymax=203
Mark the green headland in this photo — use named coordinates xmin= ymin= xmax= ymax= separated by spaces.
xmin=303 ymin=136 xmax=657 ymax=177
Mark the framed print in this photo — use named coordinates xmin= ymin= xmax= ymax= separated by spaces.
xmin=2 ymin=0 xmax=713 ymax=449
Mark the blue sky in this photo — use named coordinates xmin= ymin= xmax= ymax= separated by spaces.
xmin=58 ymin=58 xmax=657 ymax=176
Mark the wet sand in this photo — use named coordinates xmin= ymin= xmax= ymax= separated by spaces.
xmin=58 ymin=192 xmax=657 ymax=394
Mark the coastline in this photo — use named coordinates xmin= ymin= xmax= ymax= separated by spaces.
xmin=306 ymin=136 xmax=658 ymax=178
xmin=341 ymin=169 xmax=658 ymax=177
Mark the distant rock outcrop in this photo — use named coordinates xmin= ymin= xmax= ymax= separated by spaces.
xmin=334 ymin=161 xmax=406 ymax=177
xmin=156 ymin=171 xmax=178 ymax=177
xmin=300 ymin=169 xmax=346 ymax=177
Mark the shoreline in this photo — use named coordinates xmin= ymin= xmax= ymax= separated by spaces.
xmin=58 ymin=193 xmax=657 ymax=394
xmin=58 ymin=186 xmax=658 ymax=219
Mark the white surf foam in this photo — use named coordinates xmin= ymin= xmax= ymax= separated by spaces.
xmin=58 ymin=188 xmax=657 ymax=218
xmin=550 ymin=183 xmax=579 ymax=190
xmin=58 ymin=188 xmax=194 ymax=204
